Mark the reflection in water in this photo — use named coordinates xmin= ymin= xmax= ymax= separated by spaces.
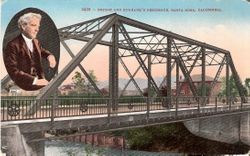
xmin=45 ymin=140 xmax=182 ymax=156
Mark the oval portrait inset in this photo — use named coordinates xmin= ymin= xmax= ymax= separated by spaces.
xmin=3 ymin=8 xmax=60 ymax=91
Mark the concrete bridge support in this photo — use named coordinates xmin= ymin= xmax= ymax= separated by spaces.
xmin=1 ymin=125 xmax=44 ymax=156
xmin=184 ymin=112 xmax=250 ymax=146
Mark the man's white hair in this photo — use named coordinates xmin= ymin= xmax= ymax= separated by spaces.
xmin=18 ymin=12 xmax=42 ymax=29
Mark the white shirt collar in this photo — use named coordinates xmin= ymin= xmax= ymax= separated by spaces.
xmin=22 ymin=34 xmax=34 ymax=52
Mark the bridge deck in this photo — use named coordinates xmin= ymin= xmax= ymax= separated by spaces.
xmin=1 ymin=96 xmax=250 ymax=135
xmin=1 ymin=96 xmax=248 ymax=121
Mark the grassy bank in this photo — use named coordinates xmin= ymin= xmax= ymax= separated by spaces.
xmin=113 ymin=122 xmax=250 ymax=154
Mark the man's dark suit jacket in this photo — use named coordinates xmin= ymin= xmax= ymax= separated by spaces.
xmin=3 ymin=34 xmax=52 ymax=90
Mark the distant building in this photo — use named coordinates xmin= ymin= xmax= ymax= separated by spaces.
xmin=100 ymin=88 xmax=109 ymax=96
xmin=178 ymin=74 xmax=221 ymax=96
xmin=9 ymin=85 xmax=22 ymax=96
xmin=100 ymin=87 xmax=141 ymax=96
xmin=122 ymin=90 xmax=141 ymax=96
xmin=59 ymin=84 xmax=76 ymax=95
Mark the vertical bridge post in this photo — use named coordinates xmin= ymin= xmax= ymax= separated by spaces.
xmin=201 ymin=47 xmax=206 ymax=106
xmin=109 ymin=21 xmax=119 ymax=112
xmin=166 ymin=37 xmax=172 ymax=108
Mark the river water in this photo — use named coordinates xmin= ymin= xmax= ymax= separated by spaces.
xmin=45 ymin=140 xmax=183 ymax=156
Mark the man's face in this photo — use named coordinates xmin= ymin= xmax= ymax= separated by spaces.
xmin=22 ymin=17 xmax=40 ymax=39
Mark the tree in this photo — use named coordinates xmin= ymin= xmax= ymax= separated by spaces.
xmin=71 ymin=70 xmax=98 ymax=94
xmin=245 ymin=78 xmax=250 ymax=96
xmin=125 ymin=123 xmax=183 ymax=150
xmin=196 ymin=84 xmax=211 ymax=96
xmin=219 ymin=76 xmax=238 ymax=97
xmin=218 ymin=75 xmax=248 ymax=99
xmin=72 ymin=71 xmax=86 ymax=94
xmin=85 ymin=70 xmax=98 ymax=93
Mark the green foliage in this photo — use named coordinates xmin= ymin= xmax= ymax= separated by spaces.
xmin=72 ymin=71 xmax=85 ymax=86
xmin=126 ymin=128 xmax=153 ymax=149
xmin=124 ymin=123 xmax=250 ymax=153
xmin=126 ymin=124 xmax=179 ymax=150
xmin=85 ymin=70 xmax=98 ymax=93
xmin=84 ymin=144 xmax=94 ymax=156
xmin=219 ymin=76 xmax=239 ymax=97
xmin=83 ymin=145 xmax=106 ymax=156
xmin=72 ymin=71 xmax=86 ymax=93
xmin=88 ymin=70 xmax=97 ymax=83
xmin=143 ymin=87 xmax=155 ymax=97
xmin=65 ymin=151 xmax=76 ymax=156
xmin=245 ymin=78 xmax=250 ymax=96
xmin=111 ymin=130 xmax=126 ymax=136
xmin=64 ymin=147 xmax=78 ymax=156
xmin=71 ymin=70 xmax=98 ymax=94
xmin=196 ymin=84 xmax=211 ymax=96
xmin=95 ymin=147 xmax=107 ymax=156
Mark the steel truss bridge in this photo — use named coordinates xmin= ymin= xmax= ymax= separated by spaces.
xmin=1 ymin=14 xmax=249 ymax=138
xmin=43 ymin=13 xmax=245 ymax=103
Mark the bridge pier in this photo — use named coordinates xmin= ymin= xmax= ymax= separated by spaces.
xmin=241 ymin=112 xmax=250 ymax=145
xmin=184 ymin=112 xmax=250 ymax=146
xmin=1 ymin=125 xmax=45 ymax=156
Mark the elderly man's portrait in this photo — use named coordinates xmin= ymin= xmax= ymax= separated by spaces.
xmin=3 ymin=9 xmax=60 ymax=91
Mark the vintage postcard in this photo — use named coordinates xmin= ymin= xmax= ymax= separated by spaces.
xmin=1 ymin=0 xmax=250 ymax=155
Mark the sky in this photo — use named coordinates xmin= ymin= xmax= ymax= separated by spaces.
xmin=1 ymin=0 xmax=250 ymax=84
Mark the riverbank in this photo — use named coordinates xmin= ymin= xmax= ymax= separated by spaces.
xmin=124 ymin=122 xmax=250 ymax=154
xmin=59 ymin=133 xmax=126 ymax=149
xmin=49 ymin=122 xmax=249 ymax=154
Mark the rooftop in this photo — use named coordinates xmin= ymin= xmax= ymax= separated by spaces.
xmin=179 ymin=74 xmax=214 ymax=82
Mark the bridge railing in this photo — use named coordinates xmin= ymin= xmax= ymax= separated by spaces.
xmin=1 ymin=96 xmax=249 ymax=122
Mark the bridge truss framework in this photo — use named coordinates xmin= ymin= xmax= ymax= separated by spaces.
xmin=1 ymin=13 xmax=247 ymax=111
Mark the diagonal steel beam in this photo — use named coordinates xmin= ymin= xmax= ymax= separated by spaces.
xmin=119 ymin=23 xmax=160 ymax=94
xmin=121 ymin=36 xmax=169 ymax=94
xmin=119 ymin=56 xmax=144 ymax=96
xmin=173 ymin=40 xmax=201 ymax=95
xmin=63 ymin=18 xmax=108 ymax=39
xmin=144 ymin=35 xmax=155 ymax=50
xmin=63 ymin=30 xmax=100 ymax=40
xmin=58 ymin=13 xmax=116 ymax=34
xmin=117 ymin=14 xmax=229 ymax=54
xmin=1 ymin=75 xmax=11 ymax=88
xmin=172 ymin=42 xmax=198 ymax=97
xmin=71 ymin=35 xmax=179 ymax=60
xmin=61 ymin=40 xmax=104 ymax=97
xmin=153 ymin=36 xmax=167 ymax=50
xmin=159 ymin=62 xmax=176 ymax=89
xmin=209 ymin=56 xmax=226 ymax=96
xmin=119 ymin=33 xmax=155 ymax=43
xmin=206 ymin=53 xmax=224 ymax=65
xmin=120 ymin=56 xmax=148 ymax=96
xmin=227 ymin=53 xmax=247 ymax=102
xmin=36 ymin=14 xmax=117 ymax=100
xmin=178 ymin=57 xmax=198 ymax=97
